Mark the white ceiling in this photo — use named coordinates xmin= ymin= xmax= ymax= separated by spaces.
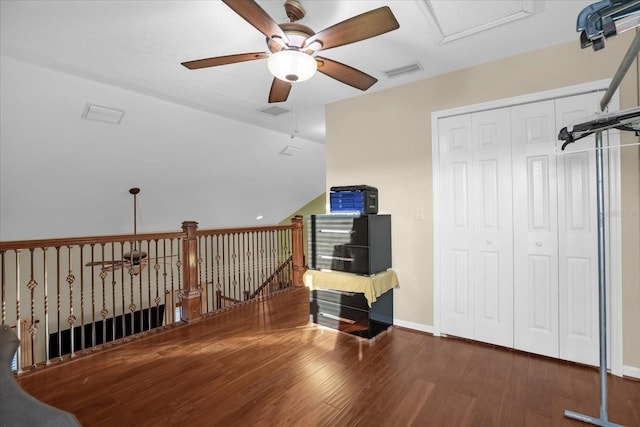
xmin=0 ymin=0 xmax=594 ymax=144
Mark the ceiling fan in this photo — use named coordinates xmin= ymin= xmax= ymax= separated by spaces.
xmin=85 ymin=188 xmax=171 ymax=275
xmin=181 ymin=0 xmax=400 ymax=103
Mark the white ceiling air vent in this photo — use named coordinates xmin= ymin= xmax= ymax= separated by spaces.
xmin=280 ymin=145 xmax=300 ymax=156
xmin=82 ymin=103 xmax=125 ymax=124
xmin=382 ymin=63 xmax=423 ymax=78
xmin=259 ymin=106 xmax=291 ymax=116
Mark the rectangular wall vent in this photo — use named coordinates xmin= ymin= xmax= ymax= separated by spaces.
xmin=82 ymin=103 xmax=125 ymax=124
xmin=382 ymin=63 xmax=423 ymax=78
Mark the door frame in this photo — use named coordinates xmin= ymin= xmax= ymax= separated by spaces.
xmin=431 ymin=79 xmax=623 ymax=376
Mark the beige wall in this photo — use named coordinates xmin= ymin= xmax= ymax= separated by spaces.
xmin=326 ymin=31 xmax=640 ymax=369
xmin=279 ymin=192 xmax=328 ymax=225
xmin=279 ymin=192 xmax=327 ymax=263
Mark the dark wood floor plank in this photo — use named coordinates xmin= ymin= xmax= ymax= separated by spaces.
xmin=569 ymin=377 xmax=600 ymax=417
xmin=320 ymin=339 xmax=394 ymax=411
xmin=621 ymin=374 xmax=640 ymax=400
xmin=627 ymin=398 xmax=640 ymax=427
xmin=527 ymin=355 xmax=551 ymax=381
xmin=469 ymin=376 xmax=507 ymax=427
xmin=436 ymin=391 xmax=476 ymax=427
xmin=550 ymin=395 xmax=585 ymax=427
xmin=606 ymin=375 xmax=640 ymax=424
xmin=524 ymin=409 xmax=553 ymax=427
xmin=386 ymin=378 xmax=436 ymax=426
xmin=497 ymin=350 xmax=529 ymax=426
xmin=455 ymin=352 xmax=489 ymax=398
xmin=414 ymin=343 xmax=476 ymax=426
xmin=13 ymin=287 xmax=640 ymax=427
xmin=478 ymin=344 xmax=510 ymax=382
xmin=548 ymin=360 xmax=576 ymax=399
xmin=419 ymin=336 xmax=457 ymax=383
xmin=526 ymin=376 xmax=553 ymax=418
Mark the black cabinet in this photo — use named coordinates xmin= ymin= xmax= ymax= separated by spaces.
xmin=310 ymin=288 xmax=393 ymax=339
xmin=308 ymin=214 xmax=391 ymax=275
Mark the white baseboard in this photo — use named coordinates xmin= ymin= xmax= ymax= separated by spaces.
xmin=392 ymin=321 xmax=640 ymax=380
xmin=623 ymin=364 xmax=640 ymax=379
xmin=393 ymin=319 xmax=433 ymax=334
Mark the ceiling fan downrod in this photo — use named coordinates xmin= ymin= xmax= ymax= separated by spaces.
xmin=129 ymin=187 xmax=140 ymax=236
xmin=284 ymin=0 xmax=305 ymax=23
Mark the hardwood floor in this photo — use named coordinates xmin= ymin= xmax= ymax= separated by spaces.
xmin=16 ymin=287 xmax=640 ymax=427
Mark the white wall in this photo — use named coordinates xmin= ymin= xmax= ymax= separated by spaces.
xmin=0 ymin=55 xmax=326 ymax=240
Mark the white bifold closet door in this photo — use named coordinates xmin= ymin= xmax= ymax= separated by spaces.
xmin=512 ymin=92 xmax=600 ymax=366
xmin=555 ymin=92 xmax=601 ymax=366
xmin=439 ymin=108 xmax=514 ymax=348
xmin=511 ymin=99 xmax=560 ymax=358
xmin=439 ymin=91 xmax=602 ymax=366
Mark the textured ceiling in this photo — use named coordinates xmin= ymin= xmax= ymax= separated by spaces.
xmin=0 ymin=0 xmax=594 ymax=144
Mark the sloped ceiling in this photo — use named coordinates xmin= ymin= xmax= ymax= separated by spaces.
xmin=1 ymin=1 xmax=594 ymax=143
xmin=0 ymin=1 xmax=594 ymax=240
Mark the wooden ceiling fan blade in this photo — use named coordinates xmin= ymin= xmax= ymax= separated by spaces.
xmin=181 ymin=52 xmax=269 ymax=70
xmin=304 ymin=6 xmax=399 ymax=51
xmin=143 ymin=254 xmax=178 ymax=264
xmin=86 ymin=261 xmax=124 ymax=271
xmin=222 ymin=0 xmax=289 ymax=43
xmin=268 ymin=78 xmax=292 ymax=103
xmin=315 ymin=56 xmax=378 ymax=91
xmin=142 ymin=258 xmax=176 ymax=267
xmin=103 ymin=263 xmax=124 ymax=272
xmin=85 ymin=260 xmax=117 ymax=267
xmin=150 ymin=254 xmax=178 ymax=260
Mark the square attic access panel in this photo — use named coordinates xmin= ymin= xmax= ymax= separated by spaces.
xmin=420 ymin=0 xmax=535 ymax=43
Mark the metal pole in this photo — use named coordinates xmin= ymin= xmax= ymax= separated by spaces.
xmin=600 ymin=31 xmax=640 ymax=111
xmin=564 ymin=131 xmax=621 ymax=427
xmin=595 ymin=129 xmax=609 ymax=423
xmin=564 ymin=15 xmax=638 ymax=427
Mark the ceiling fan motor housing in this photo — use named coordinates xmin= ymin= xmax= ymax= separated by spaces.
xmin=267 ymin=23 xmax=315 ymax=53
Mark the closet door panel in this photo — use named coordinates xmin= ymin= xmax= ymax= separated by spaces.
xmin=452 ymin=250 xmax=471 ymax=317
xmin=556 ymin=92 xmax=600 ymax=367
xmin=471 ymin=109 xmax=513 ymax=347
xmin=511 ymin=100 xmax=559 ymax=357
xmin=439 ymin=114 xmax=475 ymax=339
xmin=437 ymin=89 xmax=613 ymax=367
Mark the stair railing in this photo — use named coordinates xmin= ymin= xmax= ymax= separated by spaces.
xmin=0 ymin=216 xmax=305 ymax=373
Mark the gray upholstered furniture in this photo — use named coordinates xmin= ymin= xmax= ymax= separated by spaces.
xmin=0 ymin=325 xmax=81 ymax=427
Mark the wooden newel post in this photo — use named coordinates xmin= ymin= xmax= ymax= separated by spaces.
xmin=180 ymin=221 xmax=202 ymax=322
xmin=291 ymin=215 xmax=305 ymax=287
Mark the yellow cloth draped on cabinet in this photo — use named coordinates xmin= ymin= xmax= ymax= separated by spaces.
xmin=302 ymin=269 xmax=398 ymax=307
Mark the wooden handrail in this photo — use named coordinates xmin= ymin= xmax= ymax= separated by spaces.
xmin=0 ymin=231 xmax=186 ymax=251
xmin=246 ymin=255 xmax=293 ymax=300
xmin=215 ymin=290 xmax=245 ymax=309
xmin=195 ymin=224 xmax=294 ymax=237
xmin=0 ymin=224 xmax=296 ymax=251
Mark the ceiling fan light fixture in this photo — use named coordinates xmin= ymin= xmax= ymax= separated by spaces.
xmin=268 ymin=49 xmax=317 ymax=83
